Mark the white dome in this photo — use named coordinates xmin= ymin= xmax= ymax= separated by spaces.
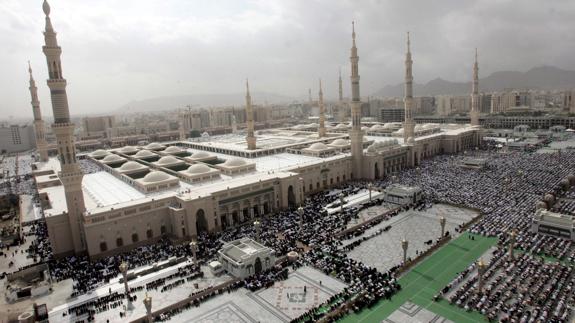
xmin=335 ymin=124 xmax=348 ymax=129
xmin=361 ymin=126 xmax=369 ymax=131
xmin=134 ymin=150 xmax=156 ymax=158
xmin=186 ymin=164 xmax=212 ymax=174
xmin=145 ymin=142 xmax=165 ymax=150
xmin=142 ymin=171 xmax=170 ymax=183
xmin=201 ymin=132 xmax=210 ymax=138
xmin=190 ymin=151 xmax=211 ymax=159
xmin=224 ymin=158 xmax=247 ymax=167
xmin=407 ymin=137 xmax=415 ymax=144
xmin=90 ymin=149 xmax=109 ymax=158
xmin=414 ymin=125 xmax=423 ymax=131
xmin=120 ymin=146 xmax=138 ymax=154
xmin=119 ymin=161 xmax=145 ymax=172
xmin=164 ymin=146 xmax=183 ymax=154
xmin=331 ymin=139 xmax=349 ymax=146
xmin=383 ymin=123 xmax=396 ymax=129
xmin=396 ymin=128 xmax=405 ymax=134
xmin=102 ymin=154 xmax=125 ymax=163
xmin=370 ymin=124 xmax=384 ymax=130
xmin=309 ymin=142 xmax=328 ymax=150
xmin=156 ymin=156 xmax=181 ymax=165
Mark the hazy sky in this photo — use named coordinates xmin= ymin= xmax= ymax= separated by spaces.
xmin=2 ymin=0 xmax=574 ymax=119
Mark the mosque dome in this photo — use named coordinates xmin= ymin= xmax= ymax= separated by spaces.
xmin=102 ymin=154 xmax=124 ymax=163
xmin=224 ymin=158 xmax=248 ymax=167
xmin=190 ymin=151 xmax=211 ymax=159
xmin=164 ymin=146 xmax=183 ymax=154
xmin=383 ymin=123 xmax=396 ymax=129
xmin=309 ymin=142 xmax=328 ymax=151
xmin=145 ymin=142 xmax=165 ymax=151
xmin=143 ymin=171 xmax=170 ymax=183
xmin=90 ymin=149 xmax=109 ymax=158
xmin=396 ymin=128 xmax=405 ymax=134
xmin=156 ymin=156 xmax=181 ymax=165
xmin=134 ymin=150 xmax=156 ymax=159
xmin=186 ymin=164 xmax=212 ymax=174
xmin=335 ymin=124 xmax=348 ymax=129
xmin=407 ymin=137 xmax=415 ymax=144
xmin=331 ymin=139 xmax=349 ymax=146
xmin=370 ymin=124 xmax=384 ymax=131
xmin=120 ymin=146 xmax=138 ymax=154
xmin=119 ymin=161 xmax=144 ymax=172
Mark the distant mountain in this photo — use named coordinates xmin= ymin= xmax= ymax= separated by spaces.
xmin=372 ymin=66 xmax=575 ymax=97
xmin=116 ymin=92 xmax=296 ymax=114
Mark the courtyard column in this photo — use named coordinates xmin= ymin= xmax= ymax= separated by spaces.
xmin=254 ymin=220 xmax=261 ymax=242
xmin=477 ymin=258 xmax=486 ymax=293
xmin=189 ymin=240 xmax=198 ymax=265
xmin=508 ymin=229 xmax=516 ymax=260
xmin=439 ymin=216 xmax=446 ymax=238
xmin=143 ymin=293 xmax=152 ymax=323
xmin=401 ymin=239 xmax=409 ymax=264
xmin=119 ymin=261 xmax=130 ymax=299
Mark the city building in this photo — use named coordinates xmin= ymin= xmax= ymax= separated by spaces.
xmin=218 ymin=238 xmax=276 ymax=278
xmin=0 ymin=124 xmax=36 ymax=154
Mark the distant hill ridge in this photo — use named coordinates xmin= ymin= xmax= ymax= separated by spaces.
xmin=372 ymin=66 xmax=575 ymax=97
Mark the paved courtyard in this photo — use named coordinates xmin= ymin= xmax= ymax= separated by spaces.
xmin=171 ymin=266 xmax=347 ymax=322
xmin=385 ymin=302 xmax=453 ymax=323
xmin=345 ymin=204 xmax=478 ymax=273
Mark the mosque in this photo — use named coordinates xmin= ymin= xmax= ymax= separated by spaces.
xmin=30 ymin=0 xmax=481 ymax=258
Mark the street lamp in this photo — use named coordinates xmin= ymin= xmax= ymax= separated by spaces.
xmin=367 ymin=183 xmax=373 ymax=201
xmin=299 ymin=177 xmax=304 ymax=205
xmin=401 ymin=239 xmax=409 ymax=264
xmin=297 ymin=206 xmax=304 ymax=232
xmin=119 ymin=261 xmax=130 ymax=300
xmin=254 ymin=220 xmax=261 ymax=242
xmin=339 ymin=193 xmax=345 ymax=214
xmin=477 ymin=258 xmax=486 ymax=293
xmin=143 ymin=293 xmax=152 ymax=323
xmin=439 ymin=216 xmax=446 ymax=238
xmin=508 ymin=229 xmax=516 ymax=260
xmin=189 ymin=240 xmax=198 ymax=265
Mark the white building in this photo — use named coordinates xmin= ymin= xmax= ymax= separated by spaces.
xmin=383 ymin=184 xmax=423 ymax=205
xmin=218 ymin=238 xmax=276 ymax=278
xmin=531 ymin=209 xmax=575 ymax=241
xmin=0 ymin=124 xmax=36 ymax=153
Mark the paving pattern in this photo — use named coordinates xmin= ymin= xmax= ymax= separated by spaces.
xmin=346 ymin=204 xmax=478 ymax=273
xmin=385 ymin=301 xmax=454 ymax=323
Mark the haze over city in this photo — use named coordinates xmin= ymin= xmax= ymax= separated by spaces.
xmin=2 ymin=0 xmax=575 ymax=118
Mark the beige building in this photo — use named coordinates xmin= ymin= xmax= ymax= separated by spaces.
xmin=83 ymin=116 xmax=115 ymax=138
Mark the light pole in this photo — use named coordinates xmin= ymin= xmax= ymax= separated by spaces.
xmin=477 ymin=258 xmax=486 ymax=293
xmin=254 ymin=220 xmax=261 ymax=242
xmin=439 ymin=216 xmax=446 ymax=238
xmin=297 ymin=206 xmax=304 ymax=232
xmin=119 ymin=261 xmax=130 ymax=300
xmin=189 ymin=240 xmax=198 ymax=265
xmin=391 ymin=175 xmax=397 ymax=184
xmin=368 ymin=183 xmax=373 ymax=202
xmin=401 ymin=239 xmax=409 ymax=264
xmin=143 ymin=293 xmax=152 ymax=323
xmin=299 ymin=177 xmax=304 ymax=205
xmin=339 ymin=193 xmax=345 ymax=214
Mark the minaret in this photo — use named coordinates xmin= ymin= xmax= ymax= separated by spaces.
xmin=318 ymin=79 xmax=326 ymax=137
xmin=245 ymin=79 xmax=256 ymax=150
xmin=470 ymin=48 xmax=480 ymax=126
xmin=28 ymin=62 xmax=49 ymax=162
xmin=338 ymin=68 xmax=343 ymax=102
xmin=41 ymin=0 xmax=86 ymax=253
xmin=349 ymin=22 xmax=364 ymax=178
xmin=403 ymin=32 xmax=415 ymax=142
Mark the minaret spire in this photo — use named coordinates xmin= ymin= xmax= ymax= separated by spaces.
xmin=338 ymin=67 xmax=343 ymax=102
xmin=41 ymin=0 xmax=87 ymax=254
xmin=245 ymin=79 xmax=256 ymax=150
xmin=403 ymin=31 xmax=415 ymax=142
xmin=28 ymin=62 xmax=49 ymax=162
xmin=349 ymin=21 xmax=364 ymax=178
xmin=318 ymin=79 xmax=326 ymax=137
xmin=470 ymin=48 xmax=480 ymax=126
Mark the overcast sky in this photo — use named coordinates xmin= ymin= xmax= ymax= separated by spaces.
xmin=1 ymin=0 xmax=574 ymax=119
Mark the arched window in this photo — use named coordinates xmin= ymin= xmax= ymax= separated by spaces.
xmin=132 ymin=233 xmax=139 ymax=243
xmin=116 ymin=237 xmax=123 ymax=247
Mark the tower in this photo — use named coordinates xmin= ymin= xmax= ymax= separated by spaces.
xmin=245 ymin=80 xmax=256 ymax=150
xmin=338 ymin=68 xmax=343 ymax=102
xmin=318 ymin=79 xmax=326 ymax=137
xmin=349 ymin=22 xmax=364 ymax=178
xmin=28 ymin=62 xmax=49 ymax=162
xmin=470 ymin=48 xmax=480 ymax=126
xmin=41 ymin=0 xmax=86 ymax=254
xmin=403 ymin=32 xmax=415 ymax=142
xmin=178 ymin=109 xmax=186 ymax=140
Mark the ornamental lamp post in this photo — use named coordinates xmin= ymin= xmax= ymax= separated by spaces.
xmin=297 ymin=206 xmax=304 ymax=232
xmin=143 ymin=293 xmax=152 ymax=323
xmin=401 ymin=239 xmax=409 ymax=264
xmin=254 ymin=220 xmax=261 ymax=242
xmin=189 ymin=240 xmax=198 ymax=265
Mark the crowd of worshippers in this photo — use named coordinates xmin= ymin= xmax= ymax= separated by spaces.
xmin=447 ymin=247 xmax=574 ymax=322
xmin=7 ymin=144 xmax=575 ymax=322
